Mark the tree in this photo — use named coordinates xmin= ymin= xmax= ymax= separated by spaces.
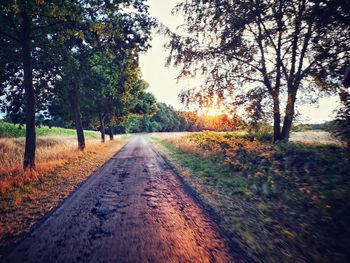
xmin=150 ymin=103 xmax=180 ymax=132
xmin=0 ymin=0 xmax=82 ymax=168
xmin=177 ymin=111 xmax=199 ymax=131
xmin=84 ymin=52 xmax=118 ymax=143
xmin=55 ymin=53 xmax=87 ymax=150
xmin=127 ymin=91 xmax=158 ymax=132
xmin=58 ymin=0 xmax=154 ymax=144
xmin=166 ymin=0 xmax=350 ymax=141
xmin=84 ymin=52 xmax=154 ymax=142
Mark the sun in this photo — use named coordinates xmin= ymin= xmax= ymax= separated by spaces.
xmin=204 ymin=107 xmax=223 ymax=116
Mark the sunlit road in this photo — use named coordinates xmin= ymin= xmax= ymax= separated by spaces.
xmin=4 ymin=135 xmax=238 ymax=263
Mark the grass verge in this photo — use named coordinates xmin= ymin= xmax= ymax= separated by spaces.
xmin=151 ymin=132 xmax=350 ymax=263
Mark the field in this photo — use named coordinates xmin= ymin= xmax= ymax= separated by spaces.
xmin=290 ymin=130 xmax=342 ymax=145
xmin=151 ymin=131 xmax=350 ymax=263
xmin=0 ymin=135 xmax=116 ymax=194
xmin=0 ymin=121 xmax=99 ymax=139
xmin=0 ymin=121 xmax=103 ymax=194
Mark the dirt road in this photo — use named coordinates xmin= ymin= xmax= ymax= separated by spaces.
xmin=3 ymin=135 xmax=240 ymax=263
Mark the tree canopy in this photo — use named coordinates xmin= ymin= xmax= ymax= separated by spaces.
xmin=166 ymin=0 xmax=350 ymax=141
xmin=0 ymin=0 xmax=155 ymax=168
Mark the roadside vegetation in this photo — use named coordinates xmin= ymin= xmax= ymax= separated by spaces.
xmin=152 ymin=131 xmax=350 ymax=263
xmin=0 ymin=122 xmax=106 ymax=194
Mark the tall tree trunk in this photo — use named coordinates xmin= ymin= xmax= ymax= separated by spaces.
xmin=68 ymin=86 xmax=85 ymax=150
xmin=22 ymin=11 xmax=36 ymax=170
xmin=108 ymin=126 xmax=114 ymax=140
xmin=98 ymin=111 xmax=105 ymax=143
xmin=281 ymin=89 xmax=298 ymax=140
xmin=272 ymin=95 xmax=282 ymax=141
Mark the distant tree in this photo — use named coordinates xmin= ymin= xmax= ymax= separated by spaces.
xmin=167 ymin=0 xmax=350 ymax=141
xmin=124 ymin=102 xmax=173 ymax=133
xmin=84 ymin=53 xmax=157 ymax=142
xmin=84 ymin=52 xmax=121 ymax=143
xmin=177 ymin=111 xmax=199 ymax=131
xmin=124 ymin=102 xmax=243 ymax=133
xmin=151 ymin=103 xmax=180 ymax=132
xmin=131 ymin=88 xmax=158 ymax=117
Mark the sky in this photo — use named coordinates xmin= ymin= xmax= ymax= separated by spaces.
xmin=139 ymin=0 xmax=184 ymax=110
xmin=139 ymin=0 xmax=340 ymax=124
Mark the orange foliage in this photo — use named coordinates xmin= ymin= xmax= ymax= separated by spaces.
xmin=177 ymin=111 xmax=244 ymax=132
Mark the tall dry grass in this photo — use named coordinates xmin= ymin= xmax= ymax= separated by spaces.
xmin=153 ymin=133 xmax=222 ymax=157
xmin=0 ymin=136 xmax=102 ymax=194
xmin=164 ymin=137 xmax=203 ymax=154
xmin=152 ymin=133 xmax=201 ymax=154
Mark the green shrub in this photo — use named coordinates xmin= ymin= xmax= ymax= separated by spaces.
xmin=0 ymin=121 xmax=25 ymax=137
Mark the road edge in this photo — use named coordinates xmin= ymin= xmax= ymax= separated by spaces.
xmin=149 ymin=138 xmax=256 ymax=263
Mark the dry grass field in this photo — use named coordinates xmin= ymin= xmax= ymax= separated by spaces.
xmin=290 ymin=130 xmax=342 ymax=145
xmin=0 ymin=136 xmax=106 ymax=194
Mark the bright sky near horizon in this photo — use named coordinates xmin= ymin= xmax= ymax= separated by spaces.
xmin=139 ymin=0 xmax=340 ymax=124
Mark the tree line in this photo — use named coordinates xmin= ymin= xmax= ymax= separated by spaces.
xmin=0 ymin=0 xmax=155 ymax=169
xmin=116 ymin=103 xmax=244 ymax=133
xmin=33 ymin=101 xmax=245 ymax=134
